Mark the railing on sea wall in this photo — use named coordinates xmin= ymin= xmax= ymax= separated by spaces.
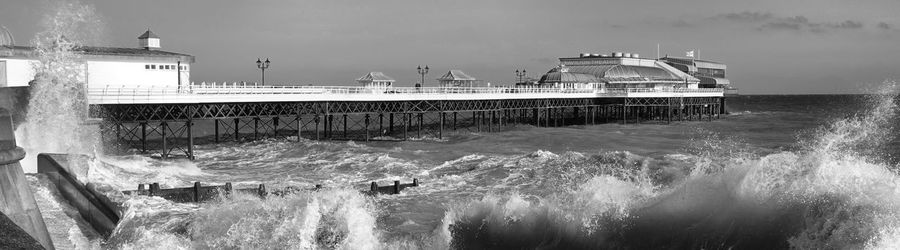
xmin=86 ymin=84 xmax=725 ymax=104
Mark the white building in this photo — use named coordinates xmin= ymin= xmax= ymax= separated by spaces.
xmin=0 ymin=27 xmax=194 ymax=88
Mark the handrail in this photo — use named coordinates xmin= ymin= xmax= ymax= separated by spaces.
xmin=84 ymin=85 xmax=724 ymax=104
xmin=87 ymin=85 xmax=724 ymax=96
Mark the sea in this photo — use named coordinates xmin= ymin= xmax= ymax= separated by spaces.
xmin=8 ymin=2 xmax=900 ymax=249
xmin=20 ymin=91 xmax=900 ymax=249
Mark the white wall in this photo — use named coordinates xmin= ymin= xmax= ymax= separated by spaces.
xmin=0 ymin=58 xmax=190 ymax=88
xmin=86 ymin=60 xmax=189 ymax=88
xmin=1 ymin=59 xmax=37 ymax=87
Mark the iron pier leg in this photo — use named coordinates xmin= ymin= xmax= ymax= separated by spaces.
xmin=389 ymin=113 xmax=394 ymax=134
xmin=379 ymin=113 xmax=384 ymax=136
xmin=254 ymin=117 xmax=259 ymax=140
xmin=234 ymin=118 xmax=240 ymax=141
xmin=475 ymin=111 xmax=480 ymax=132
xmin=314 ymin=115 xmax=320 ymax=140
xmin=297 ymin=114 xmax=302 ymax=141
xmin=187 ymin=120 xmax=194 ymax=160
xmin=365 ymin=114 xmax=370 ymax=142
xmin=343 ymin=114 xmax=348 ymax=139
xmin=115 ymin=123 xmax=121 ymax=146
xmin=328 ymin=115 xmax=334 ymax=140
xmin=533 ymin=108 xmax=539 ymax=126
xmin=141 ymin=122 xmax=147 ymax=153
xmin=403 ymin=113 xmax=409 ymax=140
xmin=453 ymin=112 xmax=457 ymax=131
xmin=214 ymin=120 xmax=219 ymax=143
xmin=161 ymin=122 xmax=168 ymax=159
xmin=622 ymin=105 xmax=627 ymax=125
xmin=417 ymin=113 xmax=422 ymax=138
xmin=439 ymin=112 xmax=444 ymax=139
xmin=273 ymin=117 xmax=280 ymax=137
xmin=584 ymin=106 xmax=589 ymax=125
xmin=490 ymin=111 xmax=494 ymax=132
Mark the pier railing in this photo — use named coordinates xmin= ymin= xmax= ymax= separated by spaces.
xmin=87 ymin=85 xmax=724 ymax=104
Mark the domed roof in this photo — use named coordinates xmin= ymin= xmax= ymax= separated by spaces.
xmin=0 ymin=26 xmax=15 ymax=46
xmin=539 ymin=66 xmax=599 ymax=83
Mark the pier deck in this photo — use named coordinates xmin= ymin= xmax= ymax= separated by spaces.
xmin=88 ymin=85 xmax=727 ymax=159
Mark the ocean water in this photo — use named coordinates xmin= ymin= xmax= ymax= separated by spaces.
xmin=24 ymin=89 xmax=900 ymax=249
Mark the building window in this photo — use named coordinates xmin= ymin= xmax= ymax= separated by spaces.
xmin=151 ymin=65 xmax=156 ymax=69
xmin=145 ymin=65 xmax=150 ymax=69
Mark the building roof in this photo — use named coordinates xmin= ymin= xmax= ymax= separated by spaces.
xmin=0 ymin=45 xmax=194 ymax=62
xmin=437 ymin=70 xmax=476 ymax=81
xmin=138 ymin=29 xmax=159 ymax=39
xmin=659 ymin=56 xmax=726 ymax=69
xmin=539 ymin=67 xmax=600 ymax=83
xmin=356 ymin=72 xmax=395 ymax=82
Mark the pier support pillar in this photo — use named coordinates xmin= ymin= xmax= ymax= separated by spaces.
xmin=314 ymin=115 xmax=321 ymax=140
xmin=439 ymin=112 xmax=444 ymax=139
xmin=365 ymin=114 xmax=370 ymax=142
xmin=379 ymin=113 xmax=384 ymax=136
xmin=343 ymin=114 xmax=348 ymax=139
xmin=273 ymin=117 xmax=280 ymax=137
xmin=453 ymin=112 xmax=457 ymax=131
xmin=417 ymin=113 xmax=423 ymax=138
xmin=296 ymin=113 xmax=302 ymax=142
xmin=213 ymin=120 xmax=219 ymax=143
xmin=0 ymin=108 xmax=55 ymax=249
xmin=234 ymin=118 xmax=240 ymax=141
xmin=161 ymin=122 xmax=168 ymax=159
xmin=187 ymin=106 xmax=195 ymax=160
xmin=141 ymin=122 xmax=147 ymax=153
xmin=403 ymin=113 xmax=409 ymax=140
xmin=254 ymin=117 xmax=259 ymax=140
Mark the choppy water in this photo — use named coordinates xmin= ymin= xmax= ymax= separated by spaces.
xmin=24 ymin=87 xmax=900 ymax=249
xmin=12 ymin=1 xmax=900 ymax=249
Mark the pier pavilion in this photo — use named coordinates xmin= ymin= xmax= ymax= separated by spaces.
xmin=0 ymin=28 xmax=194 ymax=88
xmin=540 ymin=52 xmax=700 ymax=89
xmin=437 ymin=70 xmax=478 ymax=87
xmin=356 ymin=72 xmax=395 ymax=90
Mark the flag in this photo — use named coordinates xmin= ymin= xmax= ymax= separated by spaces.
xmin=686 ymin=50 xmax=695 ymax=58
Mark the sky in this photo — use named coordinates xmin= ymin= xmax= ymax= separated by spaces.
xmin=2 ymin=0 xmax=899 ymax=94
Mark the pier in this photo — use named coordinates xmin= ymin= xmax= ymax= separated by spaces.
xmin=88 ymin=85 xmax=726 ymax=159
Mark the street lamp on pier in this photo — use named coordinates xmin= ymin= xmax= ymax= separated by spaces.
xmin=515 ymin=69 xmax=526 ymax=84
xmin=256 ymin=58 xmax=270 ymax=85
xmin=417 ymin=65 xmax=429 ymax=88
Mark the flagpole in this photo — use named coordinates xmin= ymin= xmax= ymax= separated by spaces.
xmin=656 ymin=43 xmax=660 ymax=59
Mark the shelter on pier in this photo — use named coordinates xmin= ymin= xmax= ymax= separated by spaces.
xmin=0 ymin=28 xmax=193 ymax=88
xmin=356 ymin=72 xmax=395 ymax=90
xmin=437 ymin=70 xmax=477 ymax=87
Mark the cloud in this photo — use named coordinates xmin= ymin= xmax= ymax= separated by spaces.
xmin=713 ymin=11 xmax=773 ymax=23
xmin=671 ymin=19 xmax=692 ymax=28
xmin=877 ymin=22 xmax=891 ymax=30
xmin=712 ymin=12 xmax=868 ymax=33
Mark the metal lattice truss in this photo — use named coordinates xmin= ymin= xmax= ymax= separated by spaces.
xmin=91 ymin=97 xmax=725 ymax=159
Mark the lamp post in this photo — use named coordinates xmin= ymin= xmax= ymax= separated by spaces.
xmin=256 ymin=58 xmax=270 ymax=85
xmin=515 ymin=69 xmax=526 ymax=84
xmin=417 ymin=65 xmax=429 ymax=88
